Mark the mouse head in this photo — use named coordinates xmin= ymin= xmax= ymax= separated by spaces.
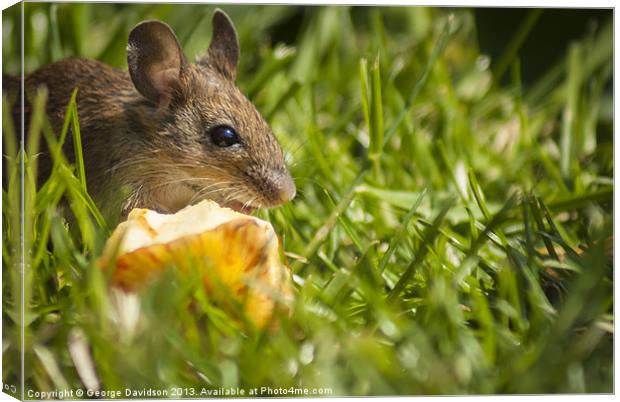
xmin=126 ymin=9 xmax=295 ymax=213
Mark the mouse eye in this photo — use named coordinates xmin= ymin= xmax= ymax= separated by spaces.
xmin=209 ymin=125 xmax=240 ymax=147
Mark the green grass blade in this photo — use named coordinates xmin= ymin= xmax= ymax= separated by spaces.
xmin=2 ymin=95 xmax=18 ymax=165
xmin=69 ymin=91 xmax=87 ymax=191
xmin=265 ymin=81 xmax=302 ymax=121
xmin=453 ymin=194 xmax=516 ymax=285
xmin=548 ymin=188 xmax=612 ymax=212
xmin=359 ymin=58 xmax=370 ymax=133
xmin=387 ymin=198 xmax=454 ymax=302
xmin=369 ymin=57 xmax=384 ymax=163
xmin=492 ymin=8 xmax=543 ymax=85
xmin=560 ymin=43 xmax=582 ymax=180
xmin=377 ymin=188 xmax=427 ymax=273
xmin=26 ymin=88 xmax=49 ymax=186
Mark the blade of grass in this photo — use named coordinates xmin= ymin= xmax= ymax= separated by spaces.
xmin=97 ymin=17 xmax=130 ymax=67
xmin=68 ymin=91 xmax=87 ymax=191
xmin=535 ymin=145 xmax=570 ymax=194
xmin=293 ymin=166 xmax=370 ymax=272
xmin=539 ymin=198 xmax=581 ymax=262
xmin=265 ymin=80 xmax=302 ymax=121
xmin=453 ymin=194 xmax=517 ymax=285
xmin=511 ymin=59 xmax=531 ymax=148
xmin=437 ymin=140 xmax=467 ymax=202
xmin=323 ymin=188 xmax=364 ymax=253
xmin=491 ymin=8 xmax=543 ymax=86
xmin=548 ymin=188 xmax=612 ymax=212
xmin=369 ymin=57 xmax=384 ymax=165
xmin=33 ymin=344 xmax=70 ymax=391
xmin=359 ymin=58 xmax=370 ymax=135
xmin=2 ymin=95 xmax=18 ymax=165
xmin=530 ymin=195 xmax=559 ymax=261
xmin=26 ymin=88 xmax=48 ymax=186
xmin=247 ymin=47 xmax=296 ymax=99
xmin=40 ymin=110 xmax=108 ymax=232
xmin=378 ymin=188 xmax=427 ymax=273
xmin=47 ymin=3 xmax=64 ymax=61
xmin=522 ymin=196 xmax=536 ymax=269
xmin=177 ymin=10 xmax=210 ymax=47
xmin=560 ymin=43 xmax=581 ymax=181
xmin=469 ymin=169 xmax=509 ymax=247
xmin=58 ymin=88 xmax=78 ymax=147
xmin=387 ymin=199 xmax=454 ymax=302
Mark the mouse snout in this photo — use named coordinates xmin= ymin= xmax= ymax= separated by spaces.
xmin=275 ymin=171 xmax=296 ymax=204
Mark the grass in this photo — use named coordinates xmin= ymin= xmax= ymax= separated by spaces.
xmin=2 ymin=3 xmax=614 ymax=396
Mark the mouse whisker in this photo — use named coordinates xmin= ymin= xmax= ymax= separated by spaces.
xmin=188 ymin=182 xmax=238 ymax=204
xmin=242 ymin=196 xmax=260 ymax=210
xmin=283 ymin=137 xmax=309 ymax=158
xmin=288 ymin=157 xmax=321 ymax=167
xmin=147 ymin=176 xmax=218 ymax=190
xmin=223 ymin=188 xmax=247 ymax=203
xmin=190 ymin=182 xmax=232 ymax=198
xmin=290 ymin=176 xmax=329 ymax=190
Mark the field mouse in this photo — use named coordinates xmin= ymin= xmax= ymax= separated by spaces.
xmin=5 ymin=9 xmax=295 ymax=222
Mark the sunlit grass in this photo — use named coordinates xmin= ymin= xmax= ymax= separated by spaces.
xmin=2 ymin=3 xmax=613 ymax=396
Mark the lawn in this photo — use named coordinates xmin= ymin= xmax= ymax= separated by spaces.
xmin=2 ymin=3 xmax=613 ymax=396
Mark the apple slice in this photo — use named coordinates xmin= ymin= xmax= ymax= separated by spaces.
xmin=99 ymin=199 xmax=294 ymax=329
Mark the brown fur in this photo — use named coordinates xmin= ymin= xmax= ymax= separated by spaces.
xmin=4 ymin=10 xmax=295 ymax=222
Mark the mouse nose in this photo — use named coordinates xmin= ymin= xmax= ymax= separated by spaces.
xmin=276 ymin=172 xmax=296 ymax=204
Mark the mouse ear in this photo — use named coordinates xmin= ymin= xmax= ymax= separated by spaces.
xmin=127 ymin=20 xmax=186 ymax=106
xmin=198 ymin=9 xmax=239 ymax=81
